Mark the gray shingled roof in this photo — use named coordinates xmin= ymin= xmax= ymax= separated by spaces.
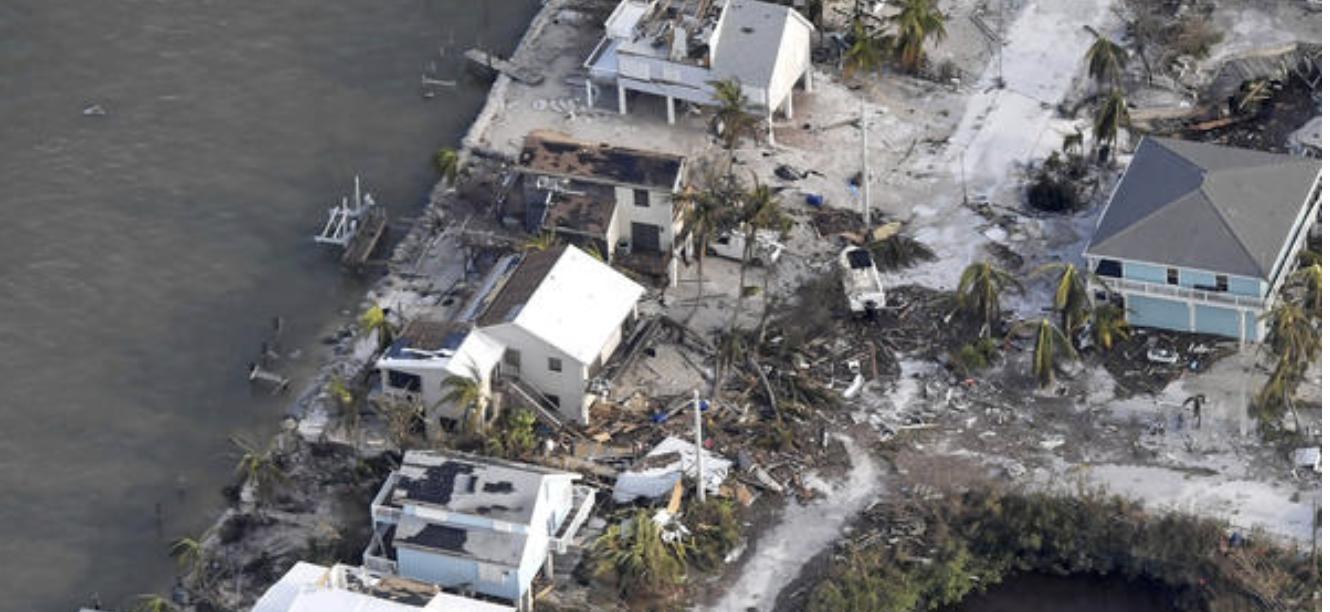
xmin=710 ymin=0 xmax=807 ymax=91
xmin=1086 ymin=137 xmax=1321 ymax=280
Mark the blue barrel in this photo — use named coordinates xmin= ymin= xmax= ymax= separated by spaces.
xmin=806 ymin=193 xmax=825 ymax=207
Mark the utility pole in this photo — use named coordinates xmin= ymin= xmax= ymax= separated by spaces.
xmin=860 ymin=98 xmax=871 ymax=226
xmin=996 ymin=0 xmax=1006 ymax=88
xmin=693 ymin=389 xmax=705 ymax=502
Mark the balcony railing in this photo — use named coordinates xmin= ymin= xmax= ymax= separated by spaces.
xmin=1104 ymin=277 xmax=1265 ymax=309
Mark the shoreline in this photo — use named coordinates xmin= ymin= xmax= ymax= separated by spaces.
xmin=172 ymin=2 xmax=564 ymax=610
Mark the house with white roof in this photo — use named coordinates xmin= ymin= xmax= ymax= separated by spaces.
xmin=375 ymin=319 xmax=506 ymax=430
xmin=252 ymin=561 xmax=515 ymax=612
xmin=584 ymin=0 xmax=813 ymax=139
xmin=362 ymin=451 xmax=595 ymax=612
xmin=513 ymin=130 xmax=691 ymax=285
xmin=1084 ymin=137 xmax=1322 ymax=343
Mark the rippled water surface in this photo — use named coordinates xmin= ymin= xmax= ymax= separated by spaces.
xmin=0 ymin=1 xmax=536 ymax=609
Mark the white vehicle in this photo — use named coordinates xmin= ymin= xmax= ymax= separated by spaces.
xmin=839 ymin=246 xmax=885 ymax=314
xmin=709 ymin=227 xmax=785 ymax=265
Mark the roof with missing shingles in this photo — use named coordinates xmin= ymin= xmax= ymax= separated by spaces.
xmin=1086 ymin=137 xmax=1321 ymax=280
xmin=518 ymin=130 xmax=684 ymax=190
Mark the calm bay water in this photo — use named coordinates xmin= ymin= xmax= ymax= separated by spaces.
xmin=943 ymin=573 xmax=1178 ymax=612
xmin=0 ymin=1 xmax=536 ymax=609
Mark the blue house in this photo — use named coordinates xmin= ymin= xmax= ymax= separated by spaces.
xmin=363 ymin=451 xmax=596 ymax=611
xmin=1084 ymin=137 xmax=1322 ymax=343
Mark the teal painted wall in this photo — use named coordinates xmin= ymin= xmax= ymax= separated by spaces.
xmin=1126 ymin=295 xmax=1190 ymax=332
xmin=1230 ymin=276 xmax=1262 ymax=297
xmin=1246 ymin=311 xmax=1259 ymax=341
xmin=399 ymin=548 xmax=521 ymax=600
xmin=1124 ymin=262 xmax=1167 ymax=283
xmin=1194 ymin=304 xmax=1240 ymax=337
xmin=1179 ymin=269 xmax=1214 ymax=288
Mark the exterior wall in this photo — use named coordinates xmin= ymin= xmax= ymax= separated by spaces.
xmin=482 ymin=323 xmax=590 ymax=423
xmin=1123 ymin=261 xmax=1167 ymax=283
xmin=1177 ymin=268 xmax=1215 ymax=288
xmin=613 ymin=186 xmax=677 ymax=252
xmin=380 ymin=362 xmax=495 ymax=423
xmin=1125 ymin=294 xmax=1190 ymax=332
xmin=397 ymin=548 xmax=521 ymax=601
xmin=1194 ymin=304 xmax=1241 ymax=337
xmin=767 ymin=19 xmax=811 ymax=111
xmin=1265 ymin=176 xmax=1322 ymax=297
xmin=404 ymin=505 xmax=520 ymax=533
xmin=616 ymin=53 xmax=714 ymax=107
xmin=1229 ymin=276 xmax=1262 ymax=297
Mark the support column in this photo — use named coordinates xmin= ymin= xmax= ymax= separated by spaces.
xmin=617 ymin=82 xmax=627 ymax=115
xmin=585 ymin=80 xmax=594 ymax=108
xmin=1187 ymin=302 xmax=1196 ymax=332
xmin=766 ymin=108 xmax=775 ymax=146
xmin=784 ymin=92 xmax=794 ymax=118
xmin=666 ymin=95 xmax=676 ymax=125
xmin=804 ymin=65 xmax=814 ymax=91
xmin=545 ymin=553 xmax=555 ymax=579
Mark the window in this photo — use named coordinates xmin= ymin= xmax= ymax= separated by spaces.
xmin=1093 ymin=259 xmax=1122 ymax=278
xmin=386 ymin=370 xmax=422 ymax=392
xmin=1166 ymin=268 xmax=1178 ymax=285
xmin=503 ymin=349 xmax=521 ymax=370
xmin=634 ymin=189 xmax=650 ymax=207
xmin=1216 ymin=275 xmax=1229 ymax=292
xmin=548 ymin=357 xmax=563 ymax=372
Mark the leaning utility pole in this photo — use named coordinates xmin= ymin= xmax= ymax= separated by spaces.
xmin=693 ymin=389 xmax=705 ymax=502
xmin=860 ymin=98 xmax=871 ymax=226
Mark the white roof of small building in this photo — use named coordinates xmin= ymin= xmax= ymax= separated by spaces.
xmin=376 ymin=322 xmax=505 ymax=381
xmin=479 ymin=246 xmax=645 ymax=365
xmin=710 ymin=0 xmax=813 ymax=91
xmin=252 ymin=562 xmax=515 ymax=612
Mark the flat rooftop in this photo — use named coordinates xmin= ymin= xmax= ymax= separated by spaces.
xmin=545 ymin=184 xmax=618 ymax=238
xmin=383 ymin=320 xmax=470 ymax=361
xmin=518 ymin=130 xmax=684 ymax=190
xmin=388 ymin=450 xmax=574 ymax=526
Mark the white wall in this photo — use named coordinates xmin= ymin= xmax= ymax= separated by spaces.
xmin=483 ymin=323 xmax=590 ymax=423
xmin=767 ymin=19 xmax=811 ymax=112
xmin=613 ymin=186 xmax=677 ymax=252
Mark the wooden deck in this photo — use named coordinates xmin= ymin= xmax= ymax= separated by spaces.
xmin=341 ymin=206 xmax=387 ymax=270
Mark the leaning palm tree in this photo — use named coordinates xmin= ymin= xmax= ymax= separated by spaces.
xmin=434 ymin=147 xmax=460 ymax=186
xmin=1288 ymin=260 xmax=1322 ymax=315
xmin=522 ymin=230 xmax=561 ymax=252
xmin=1010 ymin=318 xmax=1078 ymax=388
xmin=1090 ymin=305 xmax=1130 ymax=351
xmin=843 ymin=18 xmax=889 ymax=78
xmin=1084 ymin=35 xmax=1128 ymax=90
xmin=1092 ymin=88 xmax=1131 ymax=154
xmin=1036 ymin=262 xmax=1093 ymax=336
xmin=728 ymin=176 xmax=787 ymax=337
xmin=888 ymin=0 xmax=947 ymax=73
xmin=956 ymin=261 xmax=1021 ymax=336
xmin=132 ymin=594 xmax=177 ymax=612
xmin=708 ymin=78 xmax=761 ymax=158
xmin=169 ymin=536 xmax=203 ymax=572
xmin=231 ymin=436 xmax=287 ymax=508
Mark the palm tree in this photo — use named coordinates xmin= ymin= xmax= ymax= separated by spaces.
xmin=132 ymin=594 xmax=177 ymax=612
xmin=1010 ymin=318 xmax=1078 ymax=388
xmin=728 ymin=176 xmax=787 ymax=337
xmin=1262 ymin=300 xmax=1319 ymax=371
xmin=843 ymin=18 xmax=888 ymax=78
xmin=442 ymin=370 xmax=487 ymax=435
xmin=522 ymin=230 xmax=561 ymax=252
xmin=169 ymin=536 xmax=203 ymax=572
xmin=1036 ymin=263 xmax=1093 ymax=336
xmin=1093 ymin=89 xmax=1131 ymax=154
xmin=594 ymin=510 xmax=688 ymax=600
xmin=888 ymin=0 xmax=947 ymax=73
xmin=1084 ymin=35 xmax=1128 ymax=89
xmin=231 ymin=436 xmax=287 ymax=508
xmin=1288 ymin=260 xmax=1321 ymax=315
xmin=326 ymin=375 xmax=360 ymax=445
xmin=434 ymin=147 xmax=460 ymax=186
xmin=679 ymin=168 xmax=741 ymax=322
xmin=708 ymin=78 xmax=761 ymax=158
xmin=359 ymin=305 xmax=394 ymax=352
xmin=956 ymin=261 xmax=1021 ymax=337
xmin=1090 ymin=305 xmax=1130 ymax=351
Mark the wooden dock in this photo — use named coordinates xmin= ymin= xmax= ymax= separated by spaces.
xmin=464 ymin=48 xmax=544 ymax=86
xmin=341 ymin=206 xmax=387 ymax=270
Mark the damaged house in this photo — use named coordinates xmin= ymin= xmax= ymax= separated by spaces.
xmin=513 ymin=130 xmax=690 ymax=286
xmin=252 ymin=561 xmax=516 ymax=612
xmin=363 ymin=451 xmax=596 ymax=611
xmin=583 ymin=0 xmax=813 ymax=140
xmin=1084 ymin=137 xmax=1322 ymax=342
xmin=376 ymin=245 xmax=645 ymax=426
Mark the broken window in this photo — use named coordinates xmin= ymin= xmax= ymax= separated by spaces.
xmin=548 ymin=357 xmax=563 ymax=372
xmin=503 ymin=349 xmax=521 ymax=371
xmin=1216 ymin=275 xmax=1229 ymax=292
xmin=1166 ymin=268 xmax=1178 ymax=285
xmin=386 ymin=370 xmax=422 ymax=392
